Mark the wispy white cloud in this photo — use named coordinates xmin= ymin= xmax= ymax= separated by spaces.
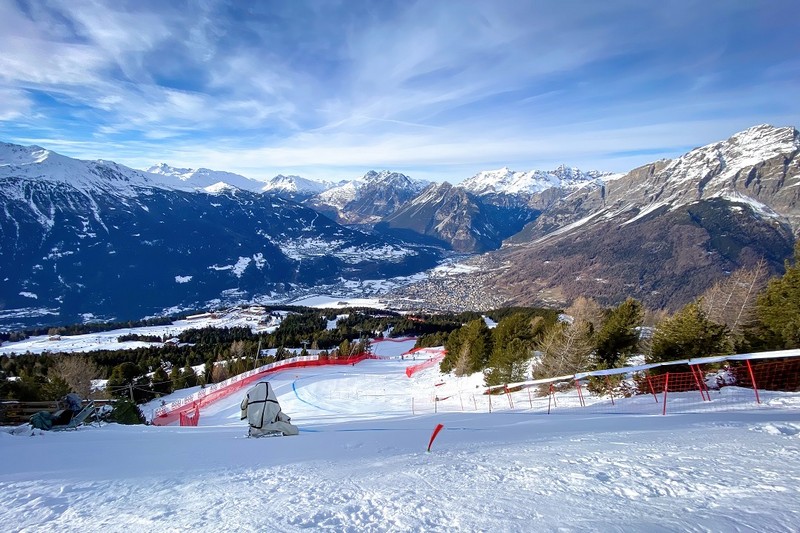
xmin=0 ymin=0 xmax=798 ymax=181
xmin=0 ymin=88 xmax=31 ymax=120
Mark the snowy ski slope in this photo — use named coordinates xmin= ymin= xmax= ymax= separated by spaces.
xmin=2 ymin=339 xmax=800 ymax=532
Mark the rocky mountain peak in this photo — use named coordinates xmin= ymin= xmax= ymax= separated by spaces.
xmin=0 ymin=141 xmax=50 ymax=166
xmin=360 ymin=170 xmax=426 ymax=190
xmin=144 ymin=163 xmax=265 ymax=192
xmin=263 ymin=174 xmax=329 ymax=197
xmin=659 ymin=124 xmax=798 ymax=190
xmin=461 ymin=165 xmax=609 ymax=197
xmin=147 ymin=162 xmax=192 ymax=176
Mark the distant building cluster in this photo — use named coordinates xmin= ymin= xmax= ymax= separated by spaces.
xmin=388 ymin=270 xmax=508 ymax=313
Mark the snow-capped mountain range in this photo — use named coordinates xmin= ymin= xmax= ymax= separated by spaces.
xmin=2 ymin=123 xmax=797 ymax=326
xmin=379 ymin=182 xmax=537 ymax=253
xmin=262 ymin=174 xmax=334 ymax=198
xmin=485 ymin=124 xmax=800 ymax=311
xmin=460 ymin=164 xmax=621 ymax=196
xmin=0 ymin=142 xmax=193 ymax=196
xmin=145 ymin=163 xmax=268 ymax=193
xmin=0 ymin=146 xmax=443 ymax=328
xmin=305 ymin=170 xmax=430 ymax=224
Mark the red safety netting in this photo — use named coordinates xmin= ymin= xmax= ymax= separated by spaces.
xmin=405 ymin=349 xmax=446 ymax=377
xmin=179 ymin=406 xmax=200 ymax=426
xmin=411 ymin=356 xmax=800 ymax=416
xmin=152 ymin=353 xmax=375 ymax=426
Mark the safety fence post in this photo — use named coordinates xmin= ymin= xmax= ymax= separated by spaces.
xmin=412 ymin=397 xmax=415 ymax=415
xmin=646 ymin=373 xmax=659 ymax=403
xmin=528 ymin=386 xmax=533 ymax=409
xmin=698 ymin=364 xmax=711 ymax=400
xmin=505 ymin=385 xmax=514 ymax=409
xmin=690 ymin=365 xmax=708 ymax=401
xmin=547 ymin=383 xmax=557 ymax=414
xmin=746 ymin=360 xmax=761 ymax=404
xmin=575 ymin=380 xmax=585 ymax=408
xmin=662 ymin=373 xmax=670 ymax=415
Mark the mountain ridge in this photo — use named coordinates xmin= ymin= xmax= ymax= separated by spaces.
xmin=480 ymin=124 xmax=800 ymax=310
xmin=0 ymin=150 xmax=443 ymax=328
xmin=2 ymin=123 xmax=798 ymax=324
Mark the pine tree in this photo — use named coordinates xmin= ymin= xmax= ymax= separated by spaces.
xmin=338 ymin=339 xmax=352 ymax=358
xmin=151 ymin=366 xmax=172 ymax=396
xmin=441 ymin=319 xmax=492 ymax=376
xmin=648 ymin=301 xmax=731 ymax=364
xmin=755 ymin=245 xmax=800 ymax=349
xmin=484 ymin=314 xmax=541 ymax=386
xmin=594 ymin=298 xmax=643 ymax=369
xmin=169 ymin=364 xmax=185 ymax=391
xmin=203 ymin=358 xmax=215 ymax=383
xmin=107 ymin=362 xmax=140 ymax=399
xmin=42 ymin=372 xmax=71 ymax=400
xmin=182 ymin=362 xmax=198 ymax=388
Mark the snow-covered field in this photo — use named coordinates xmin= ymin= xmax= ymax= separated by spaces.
xmin=3 ymin=351 xmax=800 ymax=532
xmin=0 ymin=310 xmax=282 ymax=355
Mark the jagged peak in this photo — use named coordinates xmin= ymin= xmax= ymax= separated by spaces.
xmin=462 ymin=164 xmax=609 ymax=196
xmin=659 ymin=124 xmax=799 ymax=190
xmin=147 ymin=162 xmax=192 ymax=175
xmin=361 ymin=169 xmax=413 ymax=185
xmin=263 ymin=173 xmax=330 ymax=194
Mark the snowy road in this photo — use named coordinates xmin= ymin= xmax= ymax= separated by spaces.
xmin=2 ymin=356 xmax=800 ymax=532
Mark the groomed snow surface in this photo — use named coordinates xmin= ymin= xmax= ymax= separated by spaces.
xmin=3 ymin=341 xmax=800 ymax=532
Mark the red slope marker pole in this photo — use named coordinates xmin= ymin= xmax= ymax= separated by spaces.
xmin=427 ymin=423 xmax=444 ymax=452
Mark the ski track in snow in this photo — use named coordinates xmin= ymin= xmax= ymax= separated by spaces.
xmin=2 ymin=357 xmax=800 ymax=532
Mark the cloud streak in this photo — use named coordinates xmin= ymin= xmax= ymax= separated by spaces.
xmin=0 ymin=0 xmax=798 ymax=181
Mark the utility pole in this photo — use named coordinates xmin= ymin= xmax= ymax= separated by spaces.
xmin=253 ymin=337 xmax=262 ymax=370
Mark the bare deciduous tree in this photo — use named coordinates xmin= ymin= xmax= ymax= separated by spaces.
xmin=534 ymin=320 xmax=594 ymax=380
xmin=211 ymin=360 xmax=229 ymax=383
xmin=565 ymin=296 xmax=605 ymax=333
xmin=700 ymin=260 xmax=768 ymax=335
xmin=230 ymin=340 xmax=246 ymax=359
xmin=454 ymin=343 xmax=472 ymax=377
xmin=51 ymin=356 xmax=100 ymax=398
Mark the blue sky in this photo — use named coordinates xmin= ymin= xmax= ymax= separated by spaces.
xmin=1 ymin=0 xmax=798 ymax=182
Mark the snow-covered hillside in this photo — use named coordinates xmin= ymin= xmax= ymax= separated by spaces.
xmin=2 ymin=354 xmax=799 ymax=532
xmin=0 ymin=142 xmax=192 ymax=196
xmin=306 ymin=170 xmax=430 ymax=222
xmin=261 ymin=174 xmax=333 ymax=196
xmin=629 ymin=124 xmax=800 ymax=213
xmin=146 ymin=163 xmax=267 ymax=192
xmin=310 ymin=180 xmax=358 ymax=209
